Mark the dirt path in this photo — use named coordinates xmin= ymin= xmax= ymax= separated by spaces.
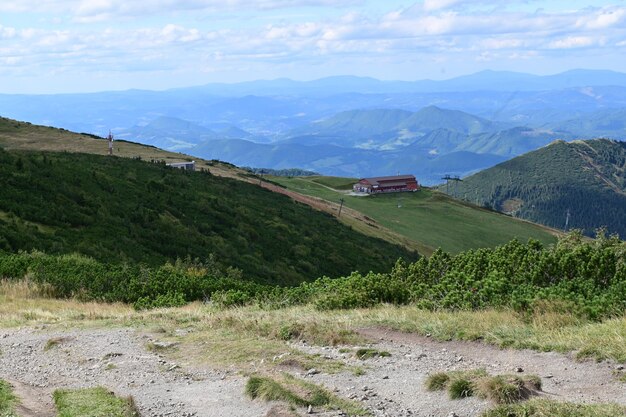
xmin=1 ymin=326 xmax=624 ymax=417
xmin=8 ymin=380 xmax=55 ymax=417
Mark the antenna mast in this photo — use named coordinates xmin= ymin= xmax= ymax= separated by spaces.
xmin=107 ymin=131 xmax=114 ymax=156
xmin=441 ymin=175 xmax=462 ymax=197
xmin=441 ymin=175 xmax=451 ymax=194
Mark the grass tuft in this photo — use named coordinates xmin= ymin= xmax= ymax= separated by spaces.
xmin=355 ymin=348 xmax=391 ymax=359
xmin=481 ymin=399 xmax=626 ymax=417
xmin=425 ymin=372 xmax=450 ymax=391
xmin=426 ymin=369 xmax=541 ymax=404
xmin=245 ymin=374 xmax=368 ymax=416
xmin=448 ymin=378 xmax=474 ymax=399
xmin=53 ymin=387 xmax=139 ymax=417
xmin=0 ymin=380 xmax=18 ymax=417
xmin=44 ymin=336 xmax=73 ymax=351
xmin=475 ymin=376 xmax=526 ymax=404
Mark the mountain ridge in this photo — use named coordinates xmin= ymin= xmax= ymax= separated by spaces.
xmin=455 ymin=139 xmax=626 ymax=237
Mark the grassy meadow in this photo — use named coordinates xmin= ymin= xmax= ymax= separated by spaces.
xmin=2 ymin=279 xmax=625 ymax=364
xmin=272 ymin=176 xmax=558 ymax=255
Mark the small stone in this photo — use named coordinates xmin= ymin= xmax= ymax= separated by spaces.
xmin=382 ymin=375 xmax=389 ymax=379
xmin=545 ymin=374 xmax=554 ymax=378
xmin=516 ymin=367 xmax=524 ymax=373
xmin=307 ymin=405 xmax=313 ymax=414
xmin=306 ymin=368 xmax=320 ymax=376
xmin=616 ymin=365 xmax=624 ymax=371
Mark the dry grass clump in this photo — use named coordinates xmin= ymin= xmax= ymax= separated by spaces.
xmin=0 ymin=278 xmax=55 ymax=300
xmin=355 ymin=348 xmax=391 ymax=360
xmin=245 ymin=373 xmax=367 ymax=416
xmin=425 ymin=369 xmax=541 ymax=404
xmin=44 ymin=336 xmax=74 ymax=351
xmin=425 ymin=372 xmax=450 ymax=391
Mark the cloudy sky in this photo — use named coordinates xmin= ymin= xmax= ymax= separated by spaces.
xmin=1 ymin=0 xmax=625 ymax=93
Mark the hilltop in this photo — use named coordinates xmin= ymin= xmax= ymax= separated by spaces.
xmin=456 ymin=139 xmax=626 ymax=236
xmin=0 ymin=118 xmax=417 ymax=285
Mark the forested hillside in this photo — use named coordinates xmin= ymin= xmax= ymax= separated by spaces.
xmin=0 ymin=148 xmax=416 ymax=285
xmin=455 ymin=139 xmax=626 ymax=237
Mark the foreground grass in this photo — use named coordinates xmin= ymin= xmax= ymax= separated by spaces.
xmin=246 ymin=373 xmax=368 ymax=416
xmin=0 ymin=380 xmax=18 ymax=417
xmin=482 ymin=399 xmax=626 ymax=417
xmin=2 ymin=281 xmax=626 ymax=365
xmin=53 ymin=387 xmax=138 ymax=417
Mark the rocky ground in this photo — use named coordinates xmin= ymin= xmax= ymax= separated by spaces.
xmin=0 ymin=326 xmax=624 ymax=417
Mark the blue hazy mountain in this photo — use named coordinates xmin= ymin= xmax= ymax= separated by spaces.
xmin=180 ymin=69 xmax=626 ymax=96
xmin=1 ymin=69 xmax=626 ymax=181
xmin=190 ymin=138 xmax=506 ymax=184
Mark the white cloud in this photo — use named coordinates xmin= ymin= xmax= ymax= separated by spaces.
xmin=0 ymin=0 xmax=362 ymax=18
xmin=2 ymin=1 xmax=626 ymax=92
xmin=0 ymin=25 xmax=17 ymax=39
xmin=577 ymin=7 xmax=626 ymax=30
xmin=423 ymin=0 xmax=464 ymax=12
xmin=481 ymin=38 xmax=524 ymax=50
xmin=549 ymin=36 xmax=595 ymax=49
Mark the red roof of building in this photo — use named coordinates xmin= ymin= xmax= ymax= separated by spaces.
xmin=359 ymin=175 xmax=416 ymax=186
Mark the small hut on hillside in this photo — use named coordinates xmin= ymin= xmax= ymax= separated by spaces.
xmin=353 ymin=175 xmax=419 ymax=194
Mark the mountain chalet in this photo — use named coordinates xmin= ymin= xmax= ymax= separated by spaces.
xmin=353 ymin=175 xmax=419 ymax=194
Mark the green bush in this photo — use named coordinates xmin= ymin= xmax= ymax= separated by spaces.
xmin=275 ymin=232 xmax=626 ymax=320
xmin=211 ymin=289 xmax=252 ymax=308
xmin=2 ymin=231 xmax=626 ymax=319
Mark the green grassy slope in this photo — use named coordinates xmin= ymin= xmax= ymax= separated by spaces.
xmin=270 ymin=176 xmax=557 ymax=254
xmin=309 ymin=176 xmax=358 ymax=190
xmin=0 ymin=148 xmax=416 ymax=285
xmin=456 ymin=139 xmax=626 ymax=237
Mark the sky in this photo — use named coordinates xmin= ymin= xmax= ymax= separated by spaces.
xmin=1 ymin=0 xmax=626 ymax=93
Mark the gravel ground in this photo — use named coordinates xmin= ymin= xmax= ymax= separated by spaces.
xmin=0 ymin=327 xmax=269 ymax=417
xmin=0 ymin=326 xmax=624 ymax=417
xmin=296 ymin=327 xmax=626 ymax=417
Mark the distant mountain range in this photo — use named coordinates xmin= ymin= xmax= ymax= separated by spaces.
xmin=455 ymin=139 xmax=626 ymax=237
xmin=172 ymin=69 xmax=626 ymax=95
xmin=140 ymin=106 xmax=577 ymax=183
xmin=1 ymin=69 xmax=626 ymax=182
